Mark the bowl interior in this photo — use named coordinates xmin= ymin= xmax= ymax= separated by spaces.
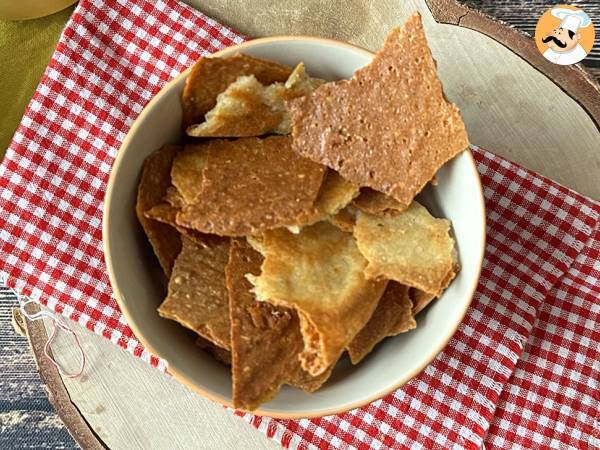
xmin=104 ymin=38 xmax=486 ymax=417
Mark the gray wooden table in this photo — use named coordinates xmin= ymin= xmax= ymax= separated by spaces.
xmin=1 ymin=1 xmax=599 ymax=448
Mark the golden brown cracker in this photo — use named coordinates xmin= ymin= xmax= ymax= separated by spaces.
xmin=313 ymin=171 xmax=360 ymax=219
xmin=136 ymin=145 xmax=182 ymax=277
xmin=347 ymin=282 xmax=415 ymax=364
xmin=247 ymin=221 xmax=387 ymax=376
xmin=145 ymin=202 xmax=179 ymax=226
xmin=158 ymin=236 xmax=231 ymax=350
xmin=410 ymin=249 xmax=460 ymax=315
xmin=176 ymin=136 xmax=326 ymax=236
xmin=226 ymin=239 xmax=329 ymax=410
xmin=171 ymin=143 xmax=208 ymax=205
xmin=353 ymin=202 xmax=456 ymax=296
xmin=329 ymin=207 xmax=357 ymax=232
xmin=164 ymin=186 xmax=185 ymax=208
xmin=352 ymin=188 xmax=404 ymax=216
xmin=145 ymin=202 xmax=225 ymax=250
xmin=186 ymin=63 xmax=324 ymax=138
xmin=182 ymin=53 xmax=292 ymax=128
xmin=287 ymin=13 xmax=469 ymax=209
xmin=286 ymin=170 xmax=359 ymax=233
xmin=287 ymin=363 xmax=333 ymax=393
xmin=187 ymin=75 xmax=282 ymax=137
xmin=409 ymin=288 xmax=436 ymax=316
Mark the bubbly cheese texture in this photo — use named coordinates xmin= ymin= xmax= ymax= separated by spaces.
xmin=353 ymin=201 xmax=458 ymax=296
xmin=247 ymin=221 xmax=387 ymax=376
xmin=187 ymin=62 xmax=324 ymax=137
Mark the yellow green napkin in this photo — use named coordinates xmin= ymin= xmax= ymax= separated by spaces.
xmin=0 ymin=6 xmax=74 ymax=158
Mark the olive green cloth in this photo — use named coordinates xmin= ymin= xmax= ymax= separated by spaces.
xmin=0 ymin=6 xmax=74 ymax=158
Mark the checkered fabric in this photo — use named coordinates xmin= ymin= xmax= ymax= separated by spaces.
xmin=0 ymin=0 xmax=597 ymax=448
xmin=485 ymin=225 xmax=600 ymax=449
xmin=0 ymin=0 xmax=243 ymax=370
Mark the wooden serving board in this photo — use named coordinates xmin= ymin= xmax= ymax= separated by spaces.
xmin=20 ymin=1 xmax=600 ymax=448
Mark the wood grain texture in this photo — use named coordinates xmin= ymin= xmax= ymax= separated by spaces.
xmin=427 ymin=0 xmax=600 ymax=152
xmin=0 ymin=289 xmax=77 ymax=449
xmin=17 ymin=304 xmax=106 ymax=449
xmin=33 ymin=309 xmax=279 ymax=450
xmin=462 ymin=0 xmax=599 ymax=80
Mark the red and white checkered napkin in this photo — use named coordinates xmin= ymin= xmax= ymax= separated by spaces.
xmin=0 ymin=0 xmax=597 ymax=448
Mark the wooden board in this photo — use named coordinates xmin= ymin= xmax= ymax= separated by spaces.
xmin=460 ymin=0 xmax=600 ymax=81
xmin=5 ymin=0 xmax=600 ymax=448
xmin=21 ymin=303 xmax=277 ymax=449
xmin=0 ymin=291 xmax=78 ymax=449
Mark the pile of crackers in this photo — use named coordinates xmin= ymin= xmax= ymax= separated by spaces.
xmin=136 ymin=13 xmax=468 ymax=411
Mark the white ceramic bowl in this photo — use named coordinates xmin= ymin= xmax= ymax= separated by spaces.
xmin=104 ymin=37 xmax=486 ymax=418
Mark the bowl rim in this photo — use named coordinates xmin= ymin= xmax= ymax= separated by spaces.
xmin=103 ymin=35 xmax=487 ymax=419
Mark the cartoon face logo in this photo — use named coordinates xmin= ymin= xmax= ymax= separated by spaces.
xmin=542 ymin=27 xmax=580 ymax=53
xmin=535 ymin=6 xmax=595 ymax=65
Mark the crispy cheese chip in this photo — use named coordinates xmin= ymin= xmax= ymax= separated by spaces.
xmin=353 ymin=202 xmax=457 ymax=296
xmin=352 ymin=188 xmax=404 ymax=216
xmin=176 ymin=136 xmax=326 ymax=236
xmin=329 ymin=207 xmax=357 ymax=232
xmin=145 ymin=202 xmax=226 ymax=249
xmin=158 ymin=236 xmax=231 ymax=350
xmin=182 ymin=53 xmax=292 ymax=128
xmin=286 ymin=170 xmax=359 ymax=233
xmin=186 ymin=63 xmax=324 ymax=137
xmin=227 ymin=239 xmax=330 ymax=410
xmin=136 ymin=145 xmax=182 ymax=277
xmin=313 ymin=171 xmax=359 ymax=220
xmin=287 ymin=13 xmax=469 ymax=208
xmin=409 ymin=288 xmax=436 ymax=316
xmin=147 ymin=146 xmax=223 ymax=248
xmin=247 ymin=222 xmax=387 ymax=376
xmin=187 ymin=75 xmax=281 ymax=137
xmin=171 ymin=144 xmax=208 ymax=205
xmin=410 ymin=248 xmax=460 ymax=314
xmin=164 ymin=186 xmax=185 ymax=208
xmin=347 ymin=282 xmax=415 ymax=364
xmin=145 ymin=202 xmax=178 ymax=224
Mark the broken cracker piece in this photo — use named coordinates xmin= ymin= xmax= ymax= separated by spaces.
xmin=187 ymin=75 xmax=281 ymax=137
xmin=287 ymin=170 xmax=359 ymax=232
xmin=410 ymin=248 xmax=460 ymax=315
xmin=329 ymin=207 xmax=357 ymax=232
xmin=145 ymin=202 xmax=225 ymax=249
xmin=409 ymin=288 xmax=436 ymax=316
xmin=182 ymin=53 xmax=292 ymax=128
xmin=312 ymin=171 xmax=359 ymax=220
xmin=347 ymin=282 xmax=415 ymax=364
xmin=227 ymin=239 xmax=329 ymax=411
xmin=287 ymin=13 xmax=468 ymax=209
xmin=186 ymin=63 xmax=324 ymax=138
xmin=145 ymin=202 xmax=178 ymax=225
xmin=353 ymin=201 xmax=457 ymax=296
xmin=176 ymin=136 xmax=326 ymax=236
xmin=158 ymin=236 xmax=231 ymax=350
xmin=164 ymin=186 xmax=185 ymax=209
xmin=352 ymin=188 xmax=405 ymax=216
xmin=247 ymin=221 xmax=387 ymax=376
xmin=171 ymin=144 xmax=208 ymax=205
xmin=136 ymin=145 xmax=182 ymax=277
